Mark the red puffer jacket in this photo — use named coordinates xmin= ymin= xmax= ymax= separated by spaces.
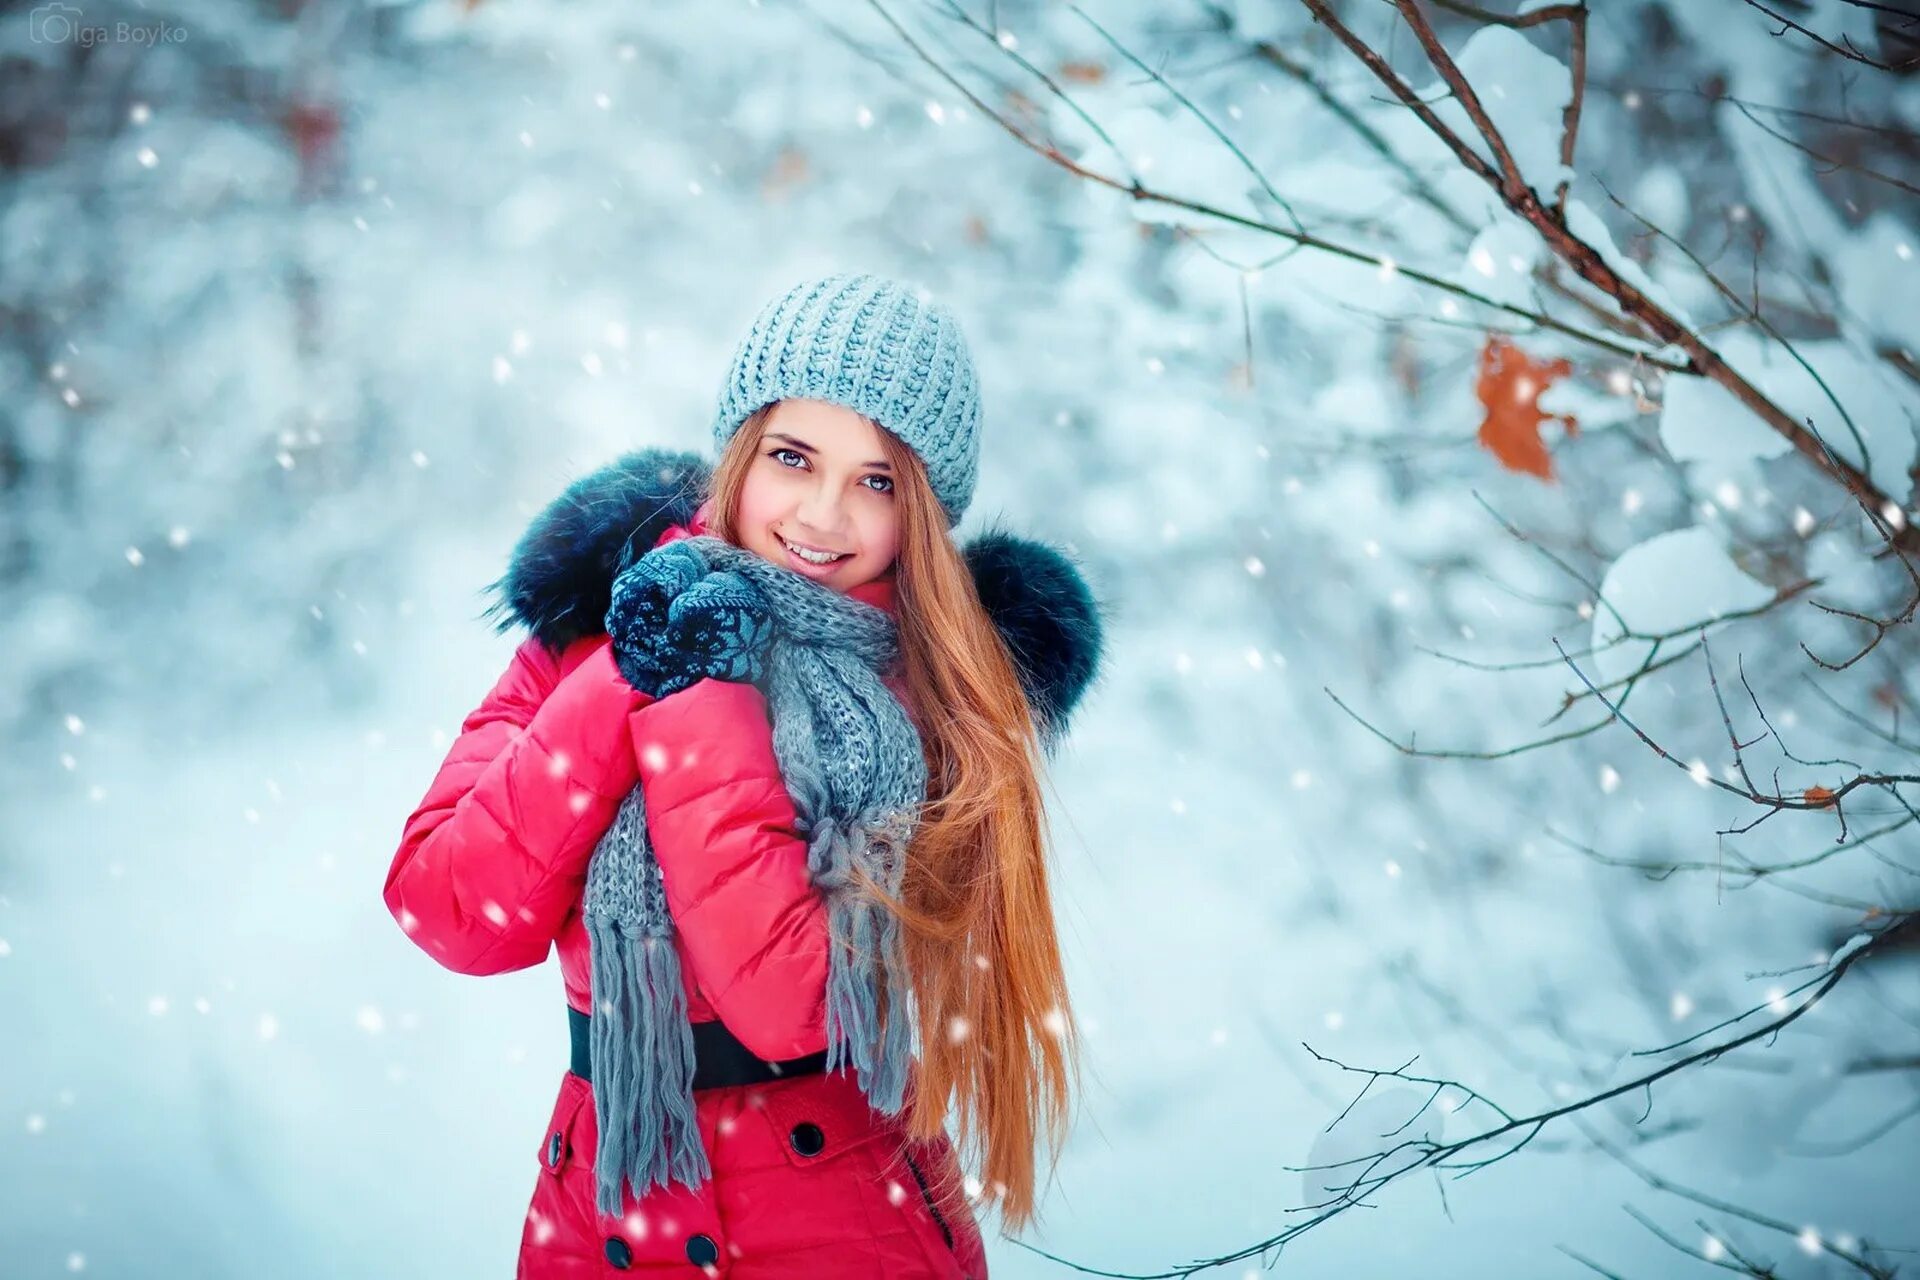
xmin=383 ymin=448 xmax=1103 ymax=1278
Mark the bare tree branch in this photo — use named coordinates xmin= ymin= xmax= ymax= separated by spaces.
xmin=1298 ymin=0 xmax=1920 ymax=557
xmin=1739 ymin=0 xmax=1920 ymax=73
xmin=863 ymin=0 xmax=1696 ymax=372
xmin=1004 ymin=917 xmax=1917 ymax=1276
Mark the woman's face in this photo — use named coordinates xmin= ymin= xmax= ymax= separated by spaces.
xmin=734 ymin=398 xmax=901 ymax=592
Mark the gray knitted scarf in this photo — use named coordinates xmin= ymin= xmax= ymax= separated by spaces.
xmin=584 ymin=533 xmax=928 ymax=1217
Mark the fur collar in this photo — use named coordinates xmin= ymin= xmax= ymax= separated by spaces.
xmin=484 ymin=448 xmax=1105 ymax=746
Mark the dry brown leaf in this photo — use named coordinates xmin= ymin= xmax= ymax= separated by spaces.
xmin=1475 ymin=334 xmax=1577 ymax=480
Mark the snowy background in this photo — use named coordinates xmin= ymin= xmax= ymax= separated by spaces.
xmin=3 ymin=0 xmax=1918 ymax=1276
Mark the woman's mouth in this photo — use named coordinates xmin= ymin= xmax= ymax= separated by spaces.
xmin=778 ymin=534 xmax=851 ymax=572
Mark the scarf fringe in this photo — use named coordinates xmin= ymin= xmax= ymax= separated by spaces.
xmin=587 ymin=916 xmax=709 ymax=1217
xmin=819 ymin=813 xmax=917 ymax=1116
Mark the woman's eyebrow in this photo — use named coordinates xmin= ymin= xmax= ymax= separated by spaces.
xmin=765 ymin=432 xmax=891 ymax=471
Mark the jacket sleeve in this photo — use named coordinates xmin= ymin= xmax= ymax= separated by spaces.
xmin=630 ymin=677 xmax=831 ymax=1062
xmin=383 ymin=636 xmax=651 ymax=976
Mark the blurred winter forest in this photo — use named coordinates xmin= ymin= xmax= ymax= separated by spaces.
xmin=3 ymin=0 xmax=1918 ymax=1275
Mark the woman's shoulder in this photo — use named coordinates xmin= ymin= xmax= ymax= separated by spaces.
xmin=553 ymin=631 xmax=613 ymax=680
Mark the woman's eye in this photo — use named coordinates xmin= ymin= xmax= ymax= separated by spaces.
xmin=768 ymin=448 xmax=887 ymax=493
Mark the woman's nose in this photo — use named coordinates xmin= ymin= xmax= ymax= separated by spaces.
xmin=795 ymin=486 xmax=846 ymax=533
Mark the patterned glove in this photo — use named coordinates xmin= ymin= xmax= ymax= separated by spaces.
xmin=605 ymin=542 xmax=775 ymax=698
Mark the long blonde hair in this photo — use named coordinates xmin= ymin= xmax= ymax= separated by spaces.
xmin=704 ymin=403 xmax=1081 ymax=1234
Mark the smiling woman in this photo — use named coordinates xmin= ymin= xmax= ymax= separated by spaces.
xmin=386 ymin=272 xmax=1107 ymax=1279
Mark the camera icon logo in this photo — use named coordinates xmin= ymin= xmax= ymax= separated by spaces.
xmin=30 ymin=2 xmax=82 ymax=43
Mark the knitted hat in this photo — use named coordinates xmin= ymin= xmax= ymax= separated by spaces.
xmin=711 ymin=273 xmax=983 ymax=528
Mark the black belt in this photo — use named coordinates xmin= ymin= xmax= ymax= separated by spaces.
xmin=569 ymin=1005 xmax=831 ymax=1090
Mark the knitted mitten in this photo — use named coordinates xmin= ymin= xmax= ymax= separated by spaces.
xmin=605 ymin=542 xmax=774 ymax=698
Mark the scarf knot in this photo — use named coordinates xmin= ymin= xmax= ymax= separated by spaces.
xmin=584 ymin=535 xmax=927 ymax=1216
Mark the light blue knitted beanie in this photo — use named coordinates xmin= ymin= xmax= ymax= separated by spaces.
xmin=711 ymin=273 xmax=983 ymax=528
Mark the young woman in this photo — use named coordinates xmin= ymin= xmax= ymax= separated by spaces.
xmin=383 ymin=274 xmax=1105 ymax=1278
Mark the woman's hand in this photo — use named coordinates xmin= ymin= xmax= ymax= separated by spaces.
xmin=605 ymin=542 xmax=774 ymax=698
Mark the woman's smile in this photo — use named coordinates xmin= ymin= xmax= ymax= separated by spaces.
xmin=778 ymin=532 xmax=850 ymax=563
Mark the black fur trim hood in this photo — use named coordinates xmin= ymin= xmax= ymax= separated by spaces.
xmin=484 ymin=448 xmax=1106 ymax=748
